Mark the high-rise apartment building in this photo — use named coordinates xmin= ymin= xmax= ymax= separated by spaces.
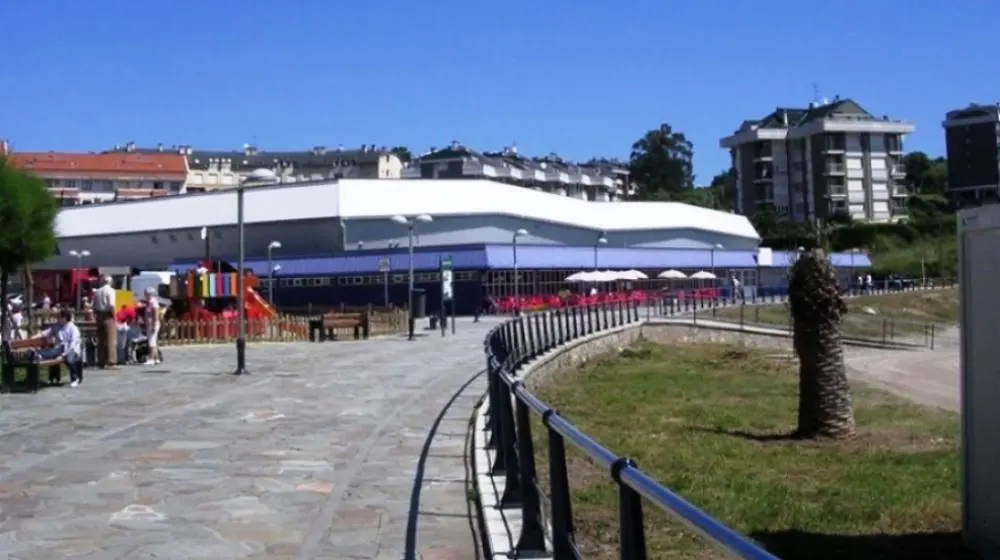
xmin=942 ymin=103 xmax=1000 ymax=208
xmin=720 ymin=98 xmax=914 ymax=223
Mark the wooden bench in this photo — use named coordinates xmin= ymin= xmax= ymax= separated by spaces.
xmin=316 ymin=312 xmax=370 ymax=341
xmin=1 ymin=338 xmax=64 ymax=393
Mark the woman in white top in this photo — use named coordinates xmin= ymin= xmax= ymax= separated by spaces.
xmin=143 ymin=288 xmax=161 ymax=365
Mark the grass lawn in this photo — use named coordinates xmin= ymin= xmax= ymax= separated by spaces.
xmin=711 ymin=288 xmax=958 ymax=340
xmin=530 ymin=342 xmax=967 ymax=559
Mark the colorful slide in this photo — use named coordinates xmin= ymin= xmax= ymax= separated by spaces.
xmin=244 ymin=287 xmax=277 ymax=319
xmin=244 ymin=287 xmax=307 ymax=337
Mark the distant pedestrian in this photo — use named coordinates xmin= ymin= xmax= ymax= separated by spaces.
xmin=92 ymin=276 xmax=118 ymax=368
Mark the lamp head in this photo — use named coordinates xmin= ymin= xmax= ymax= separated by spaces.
xmin=415 ymin=214 xmax=433 ymax=223
xmin=390 ymin=215 xmax=408 ymax=225
xmin=268 ymin=241 xmax=282 ymax=250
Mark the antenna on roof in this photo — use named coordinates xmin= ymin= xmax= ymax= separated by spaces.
xmin=812 ymin=82 xmax=821 ymax=105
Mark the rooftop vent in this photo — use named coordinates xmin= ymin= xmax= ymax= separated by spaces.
xmin=312 ymin=146 xmax=327 ymax=155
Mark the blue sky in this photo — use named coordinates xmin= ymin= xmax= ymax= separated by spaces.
xmin=3 ymin=1 xmax=995 ymax=182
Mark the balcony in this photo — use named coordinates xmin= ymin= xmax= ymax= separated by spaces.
xmin=827 ymin=185 xmax=847 ymax=197
xmin=890 ymin=162 xmax=906 ymax=177
xmin=890 ymin=184 xmax=911 ymax=197
xmin=825 ymin=162 xmax=846 ymax=175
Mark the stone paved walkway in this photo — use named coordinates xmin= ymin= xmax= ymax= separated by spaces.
xmin=0 ymin=318 xmax=499 ymax=559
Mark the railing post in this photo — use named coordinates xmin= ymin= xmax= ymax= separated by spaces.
xmin=498 ymin=379 xmax=522 ymax=507
xmin=547 ymin=310 xmax=557 ymax=349
xmin=512 ymin=382 xmax=547 ymax=553
xmin=517 ymin=315 xmax=531 ymax=366
xmin=485 ymin=355 xmax=498 ymax=450
xmin=554 ymin=309 xmax=564 ymax=345
xmin=618 ymin=299 xmax=625 ymax=325
xmin=603 ymin=301 xmax=611 ymax=329
xmin=587 ymin=304 xmax=595 ymax=334
xmin=544 ymin=409 xmax=577 ymax=558
xmin=532 ymin=314 xmax=543 ymax=357
xmin=613 ymin=457 xmax=648 ymax=560
xmin=489 ymin=368 xmax=506 ymax=474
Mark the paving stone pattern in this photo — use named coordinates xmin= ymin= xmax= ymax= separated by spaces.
xmin=0 ymin=318 xmax=501 ymax=559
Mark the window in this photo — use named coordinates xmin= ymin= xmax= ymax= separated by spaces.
xmin=169 ymin=181 xmax=183 ymax=192
xmin=153 ymin=181 xmax=165 ymax=190
xmin=80 ymin=180 xmax=94 ymax=191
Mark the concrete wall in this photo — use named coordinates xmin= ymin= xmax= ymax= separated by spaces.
xmin=959 ymin=204 xmax=1000 ymax=558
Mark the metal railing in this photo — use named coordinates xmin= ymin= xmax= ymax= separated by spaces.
xmin=482 ymin=299 xmax=780 ymax=559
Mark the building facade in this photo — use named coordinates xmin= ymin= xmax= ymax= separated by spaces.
xmin=942 ymin=103 xmax=1000 ymax=208
xmin=8 ymin=152 xmax=188 ymax=205
xmin=720 ymin=98 xmax=914 ymax=223
xmin=48 ymin=178 xmax=758 ymax=269
xmin=402 ymin=142 xmax=632 ymax=201
xmin=106 ymin=142 xmax=404 ymax=192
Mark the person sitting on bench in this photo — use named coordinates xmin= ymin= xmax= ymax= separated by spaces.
xmin=28 ymin=308 xmax=83 ymax=387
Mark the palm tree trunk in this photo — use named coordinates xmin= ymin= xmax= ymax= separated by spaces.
xmin=795 ymin=320 xmax=855 ymax=438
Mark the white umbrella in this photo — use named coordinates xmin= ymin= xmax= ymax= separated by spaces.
xmin=565 ymin=271 xmax=592 ymax=282
xmin=657 ymin=269 xmax=687 ymax=279
xmin=689 ymin=270 xmax=717 ymax=280
xmin=619 ymin=269 xmax=648 ymax=280
xmin=592 ymin=270 xmax=619 ymax=282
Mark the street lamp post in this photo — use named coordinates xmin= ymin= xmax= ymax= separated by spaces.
xmin=512 ymin=229 xmax=528 ymax=316
xmin=266 ymin=240 xmax=282 ymax=306
xmin=391 ymin=213 xmax=433 ymax=340
xmin=234 ymin=181 xmax=248 ymax=375
xmin=710 ymin=243 xmax=724 ymax=278
xmin=594 ymin=232 xmax=608 ymax=268
xmin=68 ymin=249 xmax=91 ymax=310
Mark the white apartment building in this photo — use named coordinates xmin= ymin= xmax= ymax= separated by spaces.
xmin=720 ymin=98 xmax=914 ymax=223
xmin=403 ymin=142 xmax=632 ymax=201
xmin=107 ymin=143 xmax=404 ymax=192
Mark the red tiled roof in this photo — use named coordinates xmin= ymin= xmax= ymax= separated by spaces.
xmin=9 ymin=152 xmax=187 ymax=177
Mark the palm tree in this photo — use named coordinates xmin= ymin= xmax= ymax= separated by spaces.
xmin=788 ymin=248 xmax=856 ymax=439
xmin=0 ymin=157 xmax=60 ymax=337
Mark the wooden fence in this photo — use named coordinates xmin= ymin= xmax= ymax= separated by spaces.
xmin=16 ymin=309 xmax=409 ymax=346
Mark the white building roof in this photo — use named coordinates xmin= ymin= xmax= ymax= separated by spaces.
xmin=56 ymin=179 xmax=759 ymax=241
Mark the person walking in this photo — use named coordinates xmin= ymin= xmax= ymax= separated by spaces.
xmin=142 ymin=288 xmax=161 ymax=366
xmin=92 ymin=275 xmax=118 ymax=368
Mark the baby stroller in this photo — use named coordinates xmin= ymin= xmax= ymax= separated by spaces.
xmin=132 ymin=333 xmax=164 ymax=364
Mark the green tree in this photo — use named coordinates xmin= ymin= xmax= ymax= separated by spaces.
xmin=628 ymin=123 xmax=695 ymax=200
xmin=788 ymin=248 xmax=856 ymax=439
xmin=0 ymin=157 xmax=59 ymax=336
xmin=902 ymin=151 xmax=948 ymax=195
xmin=389 ymin=146 xmax=412 ymax=163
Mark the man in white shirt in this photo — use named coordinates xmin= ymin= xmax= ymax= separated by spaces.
xmin=30 ymin=308 xmax=84 ymax=387
xmin=92 ymin=276 xmax=118 ymax=368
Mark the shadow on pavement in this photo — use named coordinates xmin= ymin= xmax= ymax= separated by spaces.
xmin=403 ymin=368 xmax=487 ymax=560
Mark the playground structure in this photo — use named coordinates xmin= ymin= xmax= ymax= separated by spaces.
xmin=162 ymin=260 xmax=304 ymax=341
